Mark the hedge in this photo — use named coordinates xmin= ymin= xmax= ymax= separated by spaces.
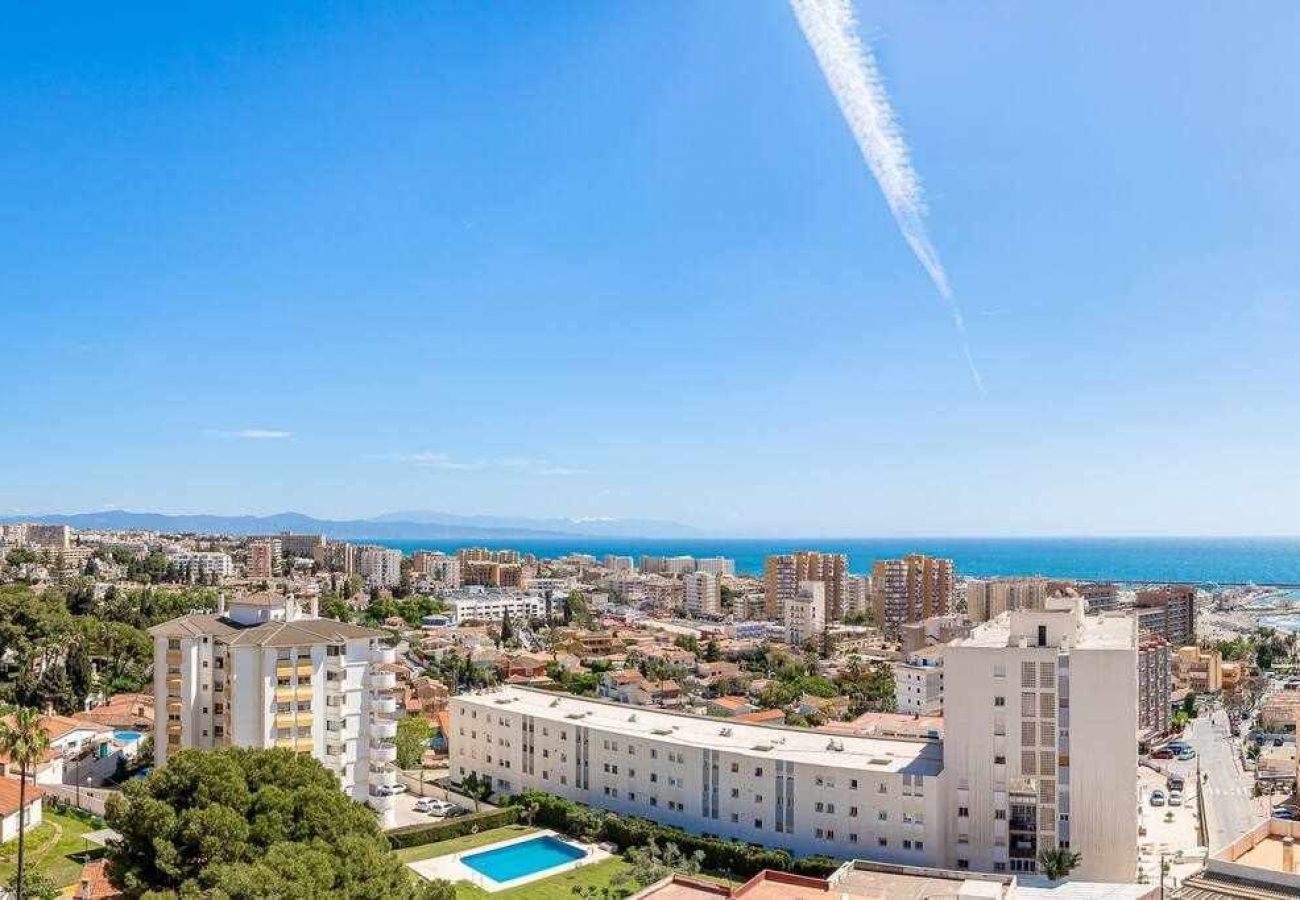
xmin=504 ymin=791 xmax=838 ymax=880
xmin=385 ymin=805 xmax=521 ymax=850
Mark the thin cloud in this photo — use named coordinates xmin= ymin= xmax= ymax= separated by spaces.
xmin=400 ymin=452 xmax=484 ymax=470
xmin=397 ymin=453 xmax=584 ymax=476
xmin=206 ymin=428 xmax=293 ymax=440
xmin=789 ymin=0 xmax=985 ymax=394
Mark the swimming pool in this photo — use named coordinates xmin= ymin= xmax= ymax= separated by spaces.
xmin=114 ymin=730 xmax=143 ymax=742
xmin=461 ymin=835 xmax=586 ymax=883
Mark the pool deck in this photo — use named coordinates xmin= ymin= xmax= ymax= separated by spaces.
xmin=406 ymin=828 xmax=611 ymax=892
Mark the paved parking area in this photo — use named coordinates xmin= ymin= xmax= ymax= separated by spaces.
xmin=1137 ymin=768 xmax=1205 ymax=890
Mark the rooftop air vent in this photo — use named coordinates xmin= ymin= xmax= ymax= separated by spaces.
xmin=752 ymin=743 xmax=772 ymax=752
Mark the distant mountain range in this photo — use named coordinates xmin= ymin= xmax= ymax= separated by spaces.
xmin=0 ymin=509 xmax=703 ymax=540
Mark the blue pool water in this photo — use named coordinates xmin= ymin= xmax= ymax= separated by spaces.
xmin=113 ymin=730 xmax=143 ymax=742
xmin=462 ymin=835 xmax=586 ymax=883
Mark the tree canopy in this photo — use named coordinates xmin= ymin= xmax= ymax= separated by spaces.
xmin=105 ymin=747 xmax=439 ymax=898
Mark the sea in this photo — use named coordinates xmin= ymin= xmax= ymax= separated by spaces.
xmin=365 ymin=536 xmax=1300 ymax=586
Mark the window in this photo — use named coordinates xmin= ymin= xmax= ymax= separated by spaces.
xmin=994 ymin=755 xmax=1006 ymax=765
xmin=958 ymin=807 xmax=969 ymax=817
xmin=753 ymin=819 xmax=763 ymax=829
xmin=878 ymin=837 xmax=888 ymax=847
xmin=730 ymin=762 xmax=739 ymax=773
xmin=994 ymin=696 xmax=1006 ymax=707
xmin=957 ymin=860 xmax=970 ymax=870
xmin=849 ymin=806 xmax=858 ymax=817
xmin=995 ymin=809 xmax=1007 ymax=820
xmin=755 ymin=767 xmax=763 ymax=777
xmin=850 ymin=779 xmax=858 ymax=789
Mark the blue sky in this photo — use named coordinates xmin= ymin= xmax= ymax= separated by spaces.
xmin=3 ymin=1 xmax=1299 ymax=536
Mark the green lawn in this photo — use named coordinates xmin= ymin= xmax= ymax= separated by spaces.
xmin=393 ymin=825 xmax=539 ymax=863
xmin=452 ymin=858 xmax=636 ymax=900
xmin=0 ymin=810 xmax=103 ymax=890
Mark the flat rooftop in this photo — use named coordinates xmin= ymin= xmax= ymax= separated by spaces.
xmin=457 ymin=686 xmax=944 ymax=775
xmin=952 ymin=610 xmax=1135 ymax=651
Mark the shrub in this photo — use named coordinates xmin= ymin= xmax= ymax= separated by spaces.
xmin=385 ymin=806 xmax=521 ymax=850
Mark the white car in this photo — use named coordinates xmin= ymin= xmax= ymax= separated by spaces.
xmin=1150 ymin=790 xmax=1166 ymax=807
xmin=375 ymin=783 xmax=407 ymax=797
xmin=415 ymin=798 xmax=460 ymax=816
xmin=1168 ymin=791 xmax=1183 ymax=806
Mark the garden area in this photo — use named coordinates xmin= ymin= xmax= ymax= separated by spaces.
xmin=391 ymin=791 xmax=834 ymax=899
xmin=0 ymin=807 xmax=105 ymax=892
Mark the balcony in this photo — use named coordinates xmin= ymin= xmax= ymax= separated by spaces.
xmin=372 ymin=646 xmax=398 ymax=665
xmin=370 ymin=742 xmax=398 ymax=764
xmin=371 ymin=695 xmax=398 ymax=715
xmin=274 ymin=713 xmax=298 ymax=728
xmin=368 ymin=670 xmax=397 ymax=691
xmin=371 ymin=718 xmax=398 ymax=740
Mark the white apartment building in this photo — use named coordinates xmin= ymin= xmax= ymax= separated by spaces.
xmin=942 ymin=598 xmax=1137 ymax=882
xmin=448 ymin=589 xmax=547 ymax=624
xmin=603 ymin=555 xmax=635 ymax=573
xmin=895 ymin=647 xmax=944 ymax=716
xmin=168 ymin=550 xmax=234 ymax=579
xmin=356 ymin=546 xmax=403 ymax=588
xmin=683 ymin=572 xmax=721 ymax=618
xmin=785 ymin=581 xmax=826 ymax=647
xmin=695 ymin=557 xmax=736 ymax=577
xmin=452 ymin=686 xmax=945 ymax=865
xmin=149 ymin=592 xmax=402 ymax=826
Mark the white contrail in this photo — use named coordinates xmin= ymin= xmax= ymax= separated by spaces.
xmin=789 ymin=0 xmax=985 ymax=394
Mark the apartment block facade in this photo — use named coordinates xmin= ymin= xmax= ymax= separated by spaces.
xmin=872 ymin=555 xmax=955 ymax=634
xmin=784 ymin=581 xmax=826 ymax=648
xmin=1134 ymin=585 xmax=1197 ymax=646
xmin=942 ymin=598 xmax=1137 ymax=882
xmin=765 ymin=552 xmax=848 ymax=621
xmin=356 ymin=546 xmax=403 ymax=588
xmin=1137 ymin=633 xmax=1172 ymax=738
xmin=965 ymin=578 xmax=1047 ymax=624
xmin=683 ymin=572 xmax=721 ymax=618
xmin=149 ymin=592 xmax=402 ymax=825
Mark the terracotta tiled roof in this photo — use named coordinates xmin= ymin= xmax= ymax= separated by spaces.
xmin=0 ymin=778 xmax=43 ymax=816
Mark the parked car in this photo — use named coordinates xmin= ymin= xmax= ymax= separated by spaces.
xmin=1168 ymin=791 xmax=1183 ymax=806
xmin=1177 ymin=749 xmax=1197 ymax=761
xmin=375 ymin=783 xmax=407 ymax=797
xmin=413 ymin=797 xmax=441 ymax=813
xmin=1150 ymin=790 xmax=1166 ymax=807
xmin=1151 ymin=749 xmax=1175 ymax=760
xmin=424 ymin=799 xmax=462 ymax=817
xmin=1272 ymin=805 xmax=1300 ymax=820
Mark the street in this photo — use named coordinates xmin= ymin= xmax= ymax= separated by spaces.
xmin=1169 ymin=707 xmax=1265 ymax=852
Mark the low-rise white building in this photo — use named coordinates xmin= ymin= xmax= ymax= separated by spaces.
xmin=452 ymin=686 xmax=945 ymax=864
xmin=447 ymin=589 xmax=547 ymax=624
xmin=168 ymin=550 xmax=234 ymax=579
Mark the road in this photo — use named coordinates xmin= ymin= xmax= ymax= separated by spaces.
xmin=1169 ymin=707 xmax=1264 ymax=852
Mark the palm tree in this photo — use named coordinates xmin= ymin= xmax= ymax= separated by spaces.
xmin=0 ymin=707 xmax=52 ymax=900
xmin=1037 ymin=846 xmax=1083 ymax=881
